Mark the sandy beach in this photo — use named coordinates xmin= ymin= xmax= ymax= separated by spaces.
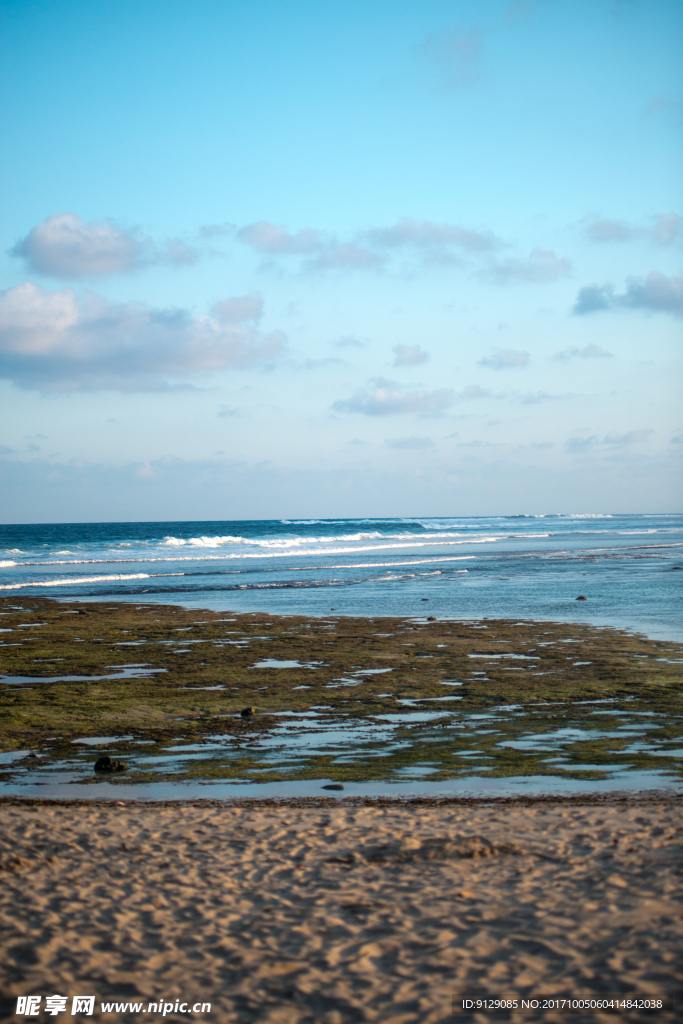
xmin=1 ymin=795 xmax=681 ymax=1023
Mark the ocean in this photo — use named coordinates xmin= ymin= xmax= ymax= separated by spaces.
xmin=1 ymin=513 xmax=682 ymax=640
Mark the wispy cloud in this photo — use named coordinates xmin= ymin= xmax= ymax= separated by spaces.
xmin=420 ymin=27 xmax=486 ymax=92
xmin=565 ymin=435 xmax=598 ymax=452
xmin=159 ymin=239 xmax=201 ymax=267
xmin=645 ymin=94 xmax=683 ymax=118
xmin=385 ymin=436 xmax=435 ymax=450
xmin=211 ymin=295 xmax=263 ymax=324
xmin=237 ymin=221 xmax=382 ymax=272
xmin=306 ymin=244 xmax=382 ymax=271
xmin=332 ymin=379 xmax=455 ymax=416
xmin=0 ymin=283 xmax=285 ymax=392
xmin=504 ymin=0 xmax=546 ymax=21
xmin=583 ymin=218 xmax=639 ymax=243
xmin=11 ymin=213 xmax=201 ymax=279
xmin=603 ymin=428 xmax=654 ymax=446
xmin=199 ymin=222 xmax=234 ymax=239
xmin=519 ymin=391 xmax=563 ymax=404
xmin=553 ymin=343 xmax=613 ymax=360
xmin=363 ymin=217 xmax=500 ymax=262
xmin=482 ymin=249 xmax=572 ymax=284
xmin=581 ymin=212 xmax=681 ymax=246
xmin=566 ymin=429 xmax=653 ymax=452
xmin=236 ymin=216 xmax=580 ymax=285
xmin=479 ymin=348 xmax=529 ymax=369
xmin=236 ymin=222 xmax=328 ymax=254
xmin=652 ymin=213 xmax=682 ymax=246
xmin=393 ymin=344 xmax=430 ymax=366
xmin=573 ymin=273 xmax=683 ymax=317
xmin=459 ymin=384 xmax=491 ymax=398
xmin=334 ymin=335 xmax=366 ymax=349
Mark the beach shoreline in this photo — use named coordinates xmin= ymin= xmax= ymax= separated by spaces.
xmin=1 ymin=793 xmax=681 ymax=1023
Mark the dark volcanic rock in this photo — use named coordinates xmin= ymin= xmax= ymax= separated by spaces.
xmin=94 ymin=755 xmax=127 ymax=773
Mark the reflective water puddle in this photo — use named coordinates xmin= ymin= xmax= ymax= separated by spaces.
xmin=3 ymin=693 xmax=682 ymax=796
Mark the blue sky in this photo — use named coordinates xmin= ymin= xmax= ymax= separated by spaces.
xmin=1 ymin=0 xmax=681 ymax=521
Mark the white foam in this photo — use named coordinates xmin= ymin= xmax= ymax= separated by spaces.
xmin=162 ymin=530 xmax=393 ymax=549
xmin=3 ymin=537 xmax=503 ymax=568
xmin=566 ymin=513 xmax=614 ymax=518
xmin=0 ymin=573 xmax=152 ymax=590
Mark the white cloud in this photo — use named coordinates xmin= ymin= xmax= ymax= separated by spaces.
xmin=236 ymin=221 xmax=327 ymax=254
xmin=482 ymin=248 xmax=572 ymax=284
xmin=566 ymin=429 xmax=653 ymax=452
xmin=235 ymin=216 xmax=541 ymax=277
xmin=420 ymin=27 xmax=486 ymax=92
xmin=573 ymin=273 xmax=683 ymax=317
xmin=520 ymin=391 xmax=562 ymax=404
xmin=553 ymin=343 xmax=613 ymax=360
xmin=479 ymin=348 xmax=529 ymax=369
xmin=572 ymin=284 xmax=614 ymax=314
xmin=385 ymin=436 xmax=435 ymax=450
xmin=364 ymin=217 xmax=499 ymax=256
xmin=621 ymin=273 xmax=683 ymax=316
xmin=12 ymin=212 xmax=202 ymax=279
xmin=13 ymin=213 xmax=144 ymax=278
xmin=393 ymin=343 xmax=430 ymax=366
xmin=237 ymin=222 xmax=383 ymax=272
xmin=651 ymin=213 xmax=682 ymax=246
xmin=0 ymin=283 xmax=285 ymax=391
xmin=583 ymin=218 xmax=639 ymax=243
xmin=332 ymin=379 xmax=455 ymax=416
xmin=581 ymin=212 xmax=681 ymax=246
xmin=333 ymin=335 xmax=366 ymax=348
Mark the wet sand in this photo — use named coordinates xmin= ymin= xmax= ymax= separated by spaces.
xmin=1 ymin=795 xmax=681 ymax=1023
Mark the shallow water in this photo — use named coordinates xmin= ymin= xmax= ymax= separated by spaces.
xmin=3 ymin=695 xmax=681 ymax=798
xmin=1 ymin=772 xmax=678 ymax=801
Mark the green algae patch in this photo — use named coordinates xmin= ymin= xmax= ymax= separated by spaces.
xmin=1 ymin=598 xmax=682 ymax=786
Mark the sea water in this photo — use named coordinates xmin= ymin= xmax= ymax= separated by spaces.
xmin=2 ymin=514 xmax=682 ymax=797
xmin=1 ymin=513 xmax=682 ymax=640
